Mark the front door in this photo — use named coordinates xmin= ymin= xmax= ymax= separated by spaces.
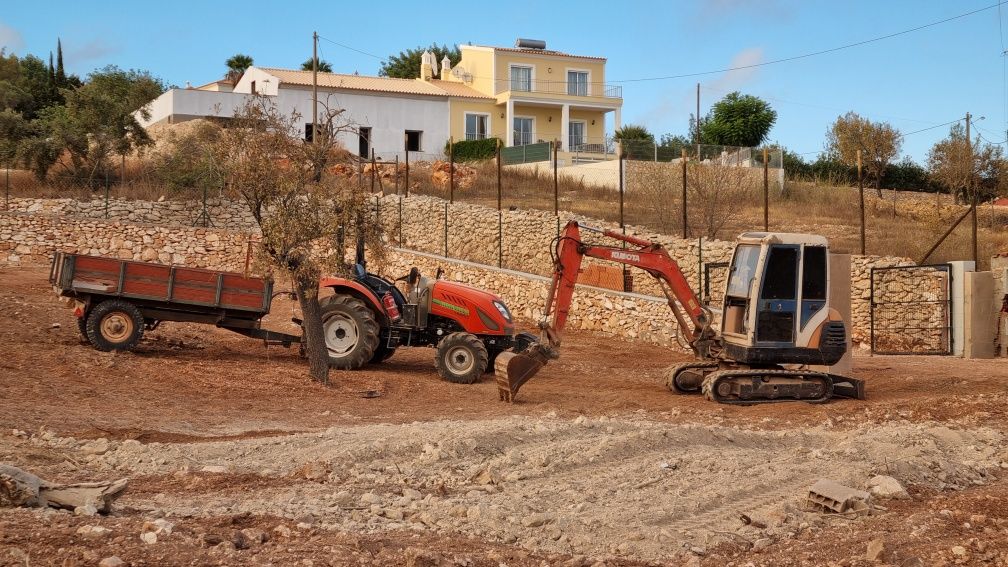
xmin=358 ymin=127 xmax=371 ymax=158
xmin=755 ymin=245 xmax=799 ymax=345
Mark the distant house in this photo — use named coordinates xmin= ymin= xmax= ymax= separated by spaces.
xmin=438 ymin=40 xmax=623 ymax=154
xmin=136 ymin=39 xmax=623 ymax=159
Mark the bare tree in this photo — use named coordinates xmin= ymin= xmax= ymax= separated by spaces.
xmin=825 ymin=112 xmax=901 ymax=196
xmin=217 ymin=96 xmax=383 ymax=384
xmin=686 ymin=162 xmax=756 ymax=239
xmin=928 ymin=122 xmax=1006 ymax=203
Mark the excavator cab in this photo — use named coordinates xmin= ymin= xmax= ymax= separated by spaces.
xmin=720 ymin=233 xmax=846 ymax=367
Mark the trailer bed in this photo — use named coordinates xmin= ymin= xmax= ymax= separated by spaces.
xmin=50 ymin=252 xmax=272 ymax=319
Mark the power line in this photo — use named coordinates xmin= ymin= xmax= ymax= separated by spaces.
xmin=698 ymin=84 xmax=940 ymax=126
xmin=795 ymin=117 xmax=966 ymax=157
xmin=613 ymin=2 xmax=1004 ymax=83
xmin=317 ymin=35 xmax=383 ymax=60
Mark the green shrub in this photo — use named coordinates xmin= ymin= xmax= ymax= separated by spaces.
xmin=445 ymin=137 xmax=500 ymax=162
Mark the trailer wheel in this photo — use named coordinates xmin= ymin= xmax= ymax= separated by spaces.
xmin=86 ymin=299 xmax=145 ymax=352
xmin=320 ymin=294 xmax=379 ymax=370
xmin=436 ymin=332 xmax=488 ymax=384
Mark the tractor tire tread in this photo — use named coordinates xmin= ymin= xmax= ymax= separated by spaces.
xmin=436 ymin=332 xmax=489 ymax=384
xmin=320 ymin=294 xmax=380 ymax=370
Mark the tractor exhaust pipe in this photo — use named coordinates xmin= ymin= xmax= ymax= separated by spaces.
xmin=494 ymin=344 xmax=553 ymax=402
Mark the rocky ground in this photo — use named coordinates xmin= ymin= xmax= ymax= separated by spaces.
xmin=2 ymin=265 xmax=1008 ymax=566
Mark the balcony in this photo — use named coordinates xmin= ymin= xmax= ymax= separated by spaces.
xmin=495 ymin=79 xmax=622 ymax=99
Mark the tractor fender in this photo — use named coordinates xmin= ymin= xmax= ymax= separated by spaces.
xmin=320 ymin=277 xmax=389 ymax=326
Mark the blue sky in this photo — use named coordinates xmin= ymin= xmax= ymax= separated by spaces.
xmin=2 ymin=1 xmax=1005 ymax=162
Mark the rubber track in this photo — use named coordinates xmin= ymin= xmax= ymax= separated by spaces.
xmin=701 ymin=368 xmax=833 ymax=405
xmin=664 ymin=361 xmax=718 ymax=394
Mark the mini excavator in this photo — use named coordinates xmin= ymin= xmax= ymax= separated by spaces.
xmin=494 ymin=221 xmax=865 ymax=404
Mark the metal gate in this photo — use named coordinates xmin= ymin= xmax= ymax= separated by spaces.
xmin=870 ymin=264 xmax=952 ymax=355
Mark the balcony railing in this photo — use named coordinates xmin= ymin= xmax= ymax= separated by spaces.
xmin=495 ymin=79 xmax=622 ymax=99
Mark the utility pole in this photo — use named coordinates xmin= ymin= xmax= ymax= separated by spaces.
xmin=966 ymin=112 xmax=978 ymax=265
xmin=857 ymin=149 xmax=865 ymax=255
xmin=312 ymin=31 xmax=318 ymax=142
xmin=695 ymin=83 xmax=701 ymax=159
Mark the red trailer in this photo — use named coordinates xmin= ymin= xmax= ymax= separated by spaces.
xmin=50 ymin=252 xmax=300 ymax=351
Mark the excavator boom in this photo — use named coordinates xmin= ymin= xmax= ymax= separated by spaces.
xmin=495 ymin=221 xmax=714 ymax=402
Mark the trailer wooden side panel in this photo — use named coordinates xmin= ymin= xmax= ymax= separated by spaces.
xmin=53 ymin=253 xmax=271 ymax=315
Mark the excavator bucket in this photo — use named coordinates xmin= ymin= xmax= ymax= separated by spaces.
xmin=494 ymin=345 xmax=551 ymax=402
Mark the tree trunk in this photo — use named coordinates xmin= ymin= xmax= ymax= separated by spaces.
xmin=294 ymin=277 xmax=329 ymax=385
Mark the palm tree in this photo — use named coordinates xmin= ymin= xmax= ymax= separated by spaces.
xmin=301 ymin=58 xmax=333 ymax=73
xmin=225 ymin=53 xmax=254 ymax=83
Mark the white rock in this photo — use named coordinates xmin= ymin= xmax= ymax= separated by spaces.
xmin=866 ymin=475 xmax=910 ymax=500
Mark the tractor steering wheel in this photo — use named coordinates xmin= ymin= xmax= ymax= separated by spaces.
xmin=396 ymin=267 xmax=421 ymax=287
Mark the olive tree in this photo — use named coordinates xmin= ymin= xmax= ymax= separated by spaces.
xmin=217 ymin=96 xmax=384 ymax=384
xmin=825 ymin=112 xmax=901 ymax=196
xmin=928 ymin=122 xmax=1005 ymax=203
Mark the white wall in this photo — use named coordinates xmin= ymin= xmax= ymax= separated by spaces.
xmin=134 ymin=89 xmax=255 ymax=128
xmin=269 ymin=86 xmax=450 ymax=158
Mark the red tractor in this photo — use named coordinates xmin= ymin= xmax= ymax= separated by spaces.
xmin=319 ymin=263 xmax=532 ymax=384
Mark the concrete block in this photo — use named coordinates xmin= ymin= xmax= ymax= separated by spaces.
xmin=964 ymin=271 xmax=996 ymax=359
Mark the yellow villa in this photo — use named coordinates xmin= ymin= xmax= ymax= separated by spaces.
xmin=433 ymin=39 xmax=623 ymax=158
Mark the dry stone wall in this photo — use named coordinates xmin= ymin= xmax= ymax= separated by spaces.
xmin=5 ymin=197 xmax=255 ymax=231
xmin=0 ymin=211 xmax=688 ymax=348
xmin=4 ymin=193 xmax=932 ymax=348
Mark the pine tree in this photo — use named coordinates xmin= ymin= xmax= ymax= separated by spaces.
xmin=56 ymin=38 xmax=66 ymax=86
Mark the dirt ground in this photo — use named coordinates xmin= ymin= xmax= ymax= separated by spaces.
xmin=2 ymin=265 xmax=1008 ymax=566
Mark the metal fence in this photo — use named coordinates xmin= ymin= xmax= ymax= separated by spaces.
xmin=870 ymin=264 xmax=952 ymax=355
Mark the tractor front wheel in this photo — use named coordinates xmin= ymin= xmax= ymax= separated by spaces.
xmin=320 ymin=294 xmax=379 ymax=370
xmin=435 ymin=332 xmax=488 ymax=384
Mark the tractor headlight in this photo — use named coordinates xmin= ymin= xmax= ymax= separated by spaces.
xmin=492 ymin=301 xmax=512 ymax=322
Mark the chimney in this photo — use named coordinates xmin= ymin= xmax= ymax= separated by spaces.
xmin=419 ymin=50 xmax=435 ymax=81
xmin=440 ymin=55 xmax=451 ymax=80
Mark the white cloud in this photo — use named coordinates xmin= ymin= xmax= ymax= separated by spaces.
xmin=66 ymin=38 xmax=119 ymax=64
xmin=708 ymin=47 xmax=765 ymax=94
xmin=0 ymin=21 xmax=24 ymax=52
xmin=636 ymin=47 xmax=765 ymax=129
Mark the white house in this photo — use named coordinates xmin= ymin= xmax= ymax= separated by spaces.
xmin=137 ymin=65 xmax=491 ymax=157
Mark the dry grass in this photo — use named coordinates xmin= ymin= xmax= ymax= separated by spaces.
xmin=6 ymin=158 xmax=1007 ymax=268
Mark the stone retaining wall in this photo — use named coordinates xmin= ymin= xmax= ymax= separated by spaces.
xmin=3 ymin=194 xmax=926 ymax=347
xmin=0 ymin=211 xmax=687 ymax=348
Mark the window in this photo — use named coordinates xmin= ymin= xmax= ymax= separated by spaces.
xmin=801 ymin=246 xmax=827 ymax=301
xmin=726 ymin=245 xmax=760 ymax=297
xmin=510 ymin=65 xmax=532 ymax=92
xmin=405 ymin=130 xmax=422 ymax=152
xmin=513 ymin=117 xmax=533 ymax=146
xmin=568 ymin=121 xmax=586 ymax=150
xmin=305 ymin=123 xmax=315 ymax=142
xmin=465 ymin=113 xmax=489 ymax=141
xmin=358 ymin=127 xmax=371 ymax=157
xmin=760 ymin=246 xmax=799 ymax=300
xmin=567 ymin=71 xmax=588 ymax=96
xmin=250 ymin=80 xmax=256 ymax=94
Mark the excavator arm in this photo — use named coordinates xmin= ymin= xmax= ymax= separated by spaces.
xmin=495 ymin=221 xmax=717 ymax=402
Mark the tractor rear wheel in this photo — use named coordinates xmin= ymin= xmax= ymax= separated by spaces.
xmin=86 ymin=299 xmax=145 ymax=352
xmin=370 ymin=342 xmax=397 ymax=364
xmin=320 ymin=294 xmax=379 ymax=370
xmin=436 ymin=332 xmax=488 ymax=384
